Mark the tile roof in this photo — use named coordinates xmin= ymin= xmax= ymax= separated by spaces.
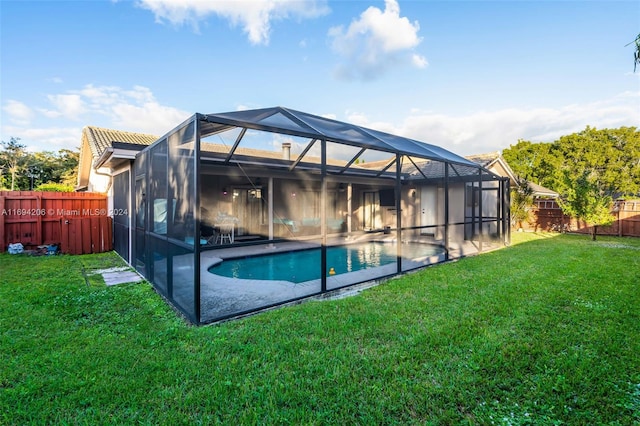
xmin=467 ymin=151 xmax=559 ymax=197
xmin=465 ymin=152 xmax=501 ymax=168
xmin=83 ymin=126 xmax=158 ymax=158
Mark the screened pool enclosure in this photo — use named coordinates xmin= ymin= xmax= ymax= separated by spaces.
xmin=122 ymin=107 xmax=510 ymax=324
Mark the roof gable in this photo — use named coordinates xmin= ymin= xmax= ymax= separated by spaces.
xmin=466 ymin=152 xmax=517 ymax=182
xmin=466 ymin=151 xmax=558 ymax=198
xmin=77 ymin=126 xmax=158 ymax=189
xmin=465 ymin=152 xmax=501 ymax=168
xmin=83 ymin=126 xmax=158 ymax=158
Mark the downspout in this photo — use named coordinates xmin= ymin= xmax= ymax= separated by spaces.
xmin=92 ymin=147 xmax=115 ymax=197
xmin=92 ymin=168 xmax=113 ymax=195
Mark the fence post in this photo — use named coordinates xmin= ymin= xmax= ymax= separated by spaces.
xmin=618 ymin=204 xmax=622 ymax=237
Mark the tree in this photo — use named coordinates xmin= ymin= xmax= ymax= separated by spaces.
xmin=23 ymin=149 xmax=79 ymax=189
xmin=510 ymin=178 xmax=534 ymax=230
xmin=55 ymin=149 xmax=79 ymax=187
xmin=0 ymin=140 xmax=79 ymax=191
xmin=0 ymin=137 xmax=27 ymax=191
xmin=558 ymin=171 xmax=615 ymax=241
xmin=502 ymin=139 xmax=563 ymax=191
xmin=503 ymin=127 xmax=640 ymax=198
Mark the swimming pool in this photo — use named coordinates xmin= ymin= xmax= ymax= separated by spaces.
xmin=208 ymin=242 xmax=444 ymax=283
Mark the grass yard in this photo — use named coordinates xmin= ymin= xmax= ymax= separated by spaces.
xmin=1 ymin=233 xmax=639 ymax=425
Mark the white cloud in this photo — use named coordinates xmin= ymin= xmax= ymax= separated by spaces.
xmin=346 ymin=91 xmax=640 ymax=156
xmin=43 ymin=94 xmax=86 ymax=120
xmin=2 ymin=100 xmax=34 ymax=126
xmin=46 ymin=84 xmax=191 ymax=134
xmin=411 ymin=53 xmax=428 ymax=68
xmin=2 ymin=125 xmax=82 ymax=153
xmin=328 ymin=0 xmax=426 ymax=80
xmin=137 ymin=0 xmax=330 ymax=45
xmin=2 ymin=85 xmax=190 ymax=151
xmin=111 ymin=101 xmax=189 ymax=134
xmin=78 ymin=85 xmax=124 ymax=106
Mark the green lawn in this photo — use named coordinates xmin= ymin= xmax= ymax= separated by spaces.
xmin=1 ymin=233 xmax=638 ymax=425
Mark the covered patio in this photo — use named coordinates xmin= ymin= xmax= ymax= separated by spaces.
xmin=117 ymin=107 xmax=510 ymax=324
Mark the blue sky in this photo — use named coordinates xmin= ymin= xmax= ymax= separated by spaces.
xmin=1 ymin=0 xmax=638 ymax=156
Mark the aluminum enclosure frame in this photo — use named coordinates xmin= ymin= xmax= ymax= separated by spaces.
xmin=129 ymin=107 xmax=510 ymax=324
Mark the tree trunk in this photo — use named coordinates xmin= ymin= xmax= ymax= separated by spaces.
xmin=592 ymin=225 xmax=597 ymax=241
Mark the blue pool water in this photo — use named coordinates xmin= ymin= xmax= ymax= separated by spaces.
xmin=208 ymin=242 xmax=444 ymax=283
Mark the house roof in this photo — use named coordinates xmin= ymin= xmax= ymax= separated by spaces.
xmin=355 ymin=156 xmax=493 ymax=181
xmin=466 ymin=151 xmax=559 ymax=198
xmin=466 ymin=152 xmax=504 ymax=168
xmin=77 ymin=126 xmax=158 ymax=189
xmin=83 ymin=126 xmax=158 ymax=159
xmin=199 ymin=141 xmax=347 ymax=167
xmin=466 ymin=151 xmax=518 ymax=182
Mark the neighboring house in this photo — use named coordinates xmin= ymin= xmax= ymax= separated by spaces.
xmin=466 ymin=151 xmax=558 ymax=199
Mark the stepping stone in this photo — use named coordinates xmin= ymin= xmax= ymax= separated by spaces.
xmin=102 ymin=270 xmax=143 ymax=286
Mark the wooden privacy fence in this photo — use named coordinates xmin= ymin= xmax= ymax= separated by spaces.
xmin=521 ymin=199 xmax=640 ymax=238
xmin=0 ymin=191 xmax=113 ymax=255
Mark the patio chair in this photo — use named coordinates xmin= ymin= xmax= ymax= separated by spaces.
xmin=215 ymin=221 xmax=235 ymax=244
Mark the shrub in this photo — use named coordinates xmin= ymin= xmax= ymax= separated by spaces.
xmin=34 ymin=182 xmax=74 ymax=192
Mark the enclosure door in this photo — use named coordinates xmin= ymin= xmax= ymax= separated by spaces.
xmin=113 ymin=170 xmax=130 ymax=262
xmin=363 ymin=191 xmax=380 ymax=231
xmin=465 ymin=183 xmax=479 ymax=240
xmin=134 ymin=175 xmax=146 ymax=274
